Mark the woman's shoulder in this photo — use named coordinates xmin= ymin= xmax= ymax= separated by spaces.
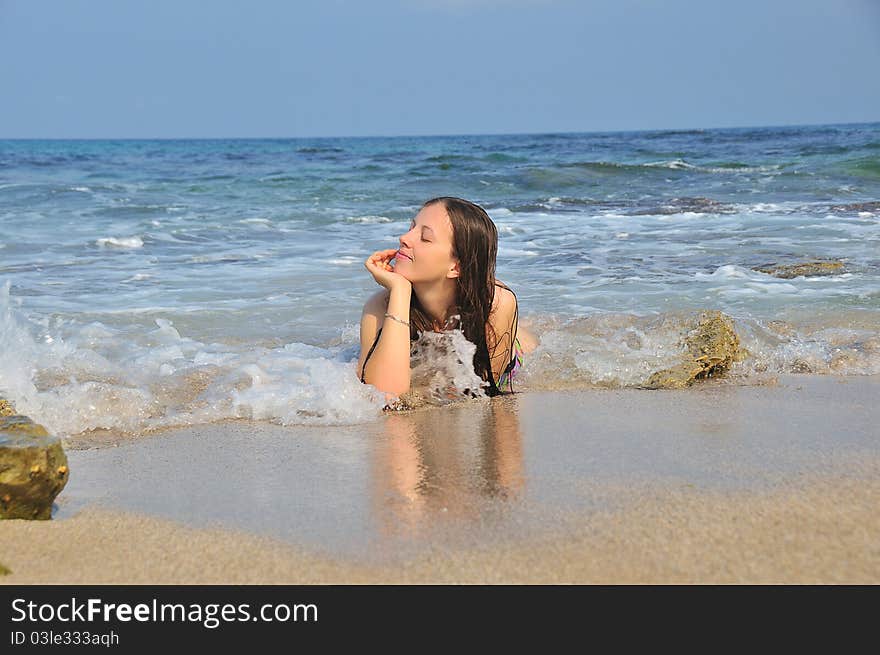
xmin=363 ymin=288 xmax=391 ymax=312
xmin=488 ymin=280 xmax=518 ymax=340
xmin=492 ymin=280 xmax=518 ymax=313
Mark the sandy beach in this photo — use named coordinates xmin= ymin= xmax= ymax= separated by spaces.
xmin=2 ymin=373 xmax=879 ymax=584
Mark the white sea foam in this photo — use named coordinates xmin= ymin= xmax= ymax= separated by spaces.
xmin=742 ymin=282 xmax=800 ymax=295
xmin=407 ymin=326 xmax=490 ymax=402
xmin=498 ymin=248 xmax=539 ymax=257
xmin=497 ymin=224 xmax=519 ymax=235
xmin=731 ymin=321 xmax=880 ymax=376
xmin=739 ymin=202 xmax=802 ymax=214
xmin=3 ymin=279 xmax=879 ymax=436
xmin=0 ymin=286 xmax=390 ymax=435
xmin=96 ymin=236 xmax=144 ymax=248
xmin=239 ymin=217 xmax=274 ymax=226
xmin=521 ymin=311 xmax=880 ymax=390
xmin=645 ymin=159 xmax=694 ymax=170
xmin=516 ymin=313 xmax=690 ymax=388
xmin=695 ymin=264 xmax=761 ymax=281
xmin=0 ymin=285 xmax=481 ymax=436
xmin=700 ymin=164 xmax=782 ymax=174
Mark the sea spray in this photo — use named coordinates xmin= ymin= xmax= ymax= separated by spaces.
xmin=0 ymin=283 xmax=390 ymax=435
xmin=406 ymin=320 xmax=491 ymax=405
xmin=4 ymin=277 xmax=880 ymax=437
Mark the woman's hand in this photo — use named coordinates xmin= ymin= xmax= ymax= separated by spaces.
xmin=365 ymin=248 xmax=411 ymax=291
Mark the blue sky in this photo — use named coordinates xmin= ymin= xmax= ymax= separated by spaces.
xmin=2 ymin=0 xmax=879 ymax=138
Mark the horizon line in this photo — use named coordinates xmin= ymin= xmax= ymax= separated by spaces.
xmin=2 ymin=119 xmax=879 ymax=141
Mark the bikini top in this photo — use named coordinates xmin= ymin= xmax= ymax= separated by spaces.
xmin=359 ymin=284 xmax=519 ymax=395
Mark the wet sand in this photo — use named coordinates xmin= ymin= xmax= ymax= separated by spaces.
xmin=2 ymin=373 xmax=879 ymax=583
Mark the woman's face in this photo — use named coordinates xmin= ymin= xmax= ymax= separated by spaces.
xmin=395 ymin=203 xmax=458 ymax=283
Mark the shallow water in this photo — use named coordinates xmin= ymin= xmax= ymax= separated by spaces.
xmin=57 ymin=374 xmax=880 ymax=562
xmin=1 ymin=124 xmax=879 ymax=435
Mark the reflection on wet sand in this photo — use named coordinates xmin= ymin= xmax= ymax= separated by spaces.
xmin=371 ymin=396 xmax=525 ymax=538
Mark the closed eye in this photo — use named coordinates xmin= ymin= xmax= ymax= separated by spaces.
xmin=411 ymin=222 xmax=431 ymax=241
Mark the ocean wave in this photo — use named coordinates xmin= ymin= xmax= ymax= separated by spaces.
xmin=95 ymin=236 xmax=144 ymax=248
xmin=519 ymin=160 xmax=790 ymax=188
xmin=89 ymin=204 xmax=173 ymax=217
xmin=506 ymin=195 xmax=738 ymax=217
xmin=513 ymin=311 xmax=880 ymax=391
xmin=185 ymin=252 xmax=263 ymax=264
xmin=121 ymin=273 xmax=154 ymax=283
xmin=0 ymin=286 xmax=389 ymax=437
xmin=344 ymin=215 xmax=393 ymax=224
xmin=629 ymin=196 xmax=737 ymax=215
xmin=642 ymin=129 xmax=707 ymax=139
xmin=2 ymin=280 xmax=878 ymax=439
xmin=297 ymin=147 xmax=345 ymax=154
xmin=839 ymin=156 xmax=880 ymax=179
xmin=237 ymin=217 xmax=275 ymax=229
xmin=829 ymin=201 xmax=880 ymax=214
xmin=696 ymin=263 xmax=855 ymax=284
xmin=481 ymin=152 xmax=529 ymax=163
xmin=643 ymin=159 xmax=695 ymax=169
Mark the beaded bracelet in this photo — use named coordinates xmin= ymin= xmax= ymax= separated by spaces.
xmin=384 ymin=312 xmax=410 ymax=327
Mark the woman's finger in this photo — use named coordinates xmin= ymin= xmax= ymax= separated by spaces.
xmin=369 ymin=250 xmax=397 ymax=265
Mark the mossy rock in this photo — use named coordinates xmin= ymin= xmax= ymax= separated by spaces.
xmin=0 ymin=415 xmax=69 ymax=520
xmin=642 ymin=310 xmax=744 ymax=389
xmin=0 ymin=399 xmax=16 ymax=417
xmin=753 ymin=260 xmax=845 ymax=279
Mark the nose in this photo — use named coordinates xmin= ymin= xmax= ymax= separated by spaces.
xmin=399 ymin=228 xmax=414 ymax=249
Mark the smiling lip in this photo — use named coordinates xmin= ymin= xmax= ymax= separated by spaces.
xmin=396 ymin=251 xmax=412 ymax=261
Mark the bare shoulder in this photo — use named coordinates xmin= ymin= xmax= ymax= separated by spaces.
xmin=363 ymin=287 xmax=390 ymax=315
xmin=491 ymin=281 xmax=539 ymax=354
xmin=487 ymin=281 xmax=517 ymax=348
xmin=491 ymin=281 xmax=517 ymax=316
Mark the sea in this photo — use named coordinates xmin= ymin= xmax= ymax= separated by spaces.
xmin=2 ymin=122 xmax=879 ymax=436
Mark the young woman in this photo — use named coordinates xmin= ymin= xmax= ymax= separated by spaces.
xmin=357 ymin=196 xmax=537 ymax=402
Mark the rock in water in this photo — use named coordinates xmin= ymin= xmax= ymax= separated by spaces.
xmin=0 ymin=399 xmax=16 ymax=417
xmin=752 ymin=260 xmax=845 ymax=279
xmin=828 ymin=201 xmax=880 ymax=213
xmin=642 ymin=310 xmax=745 ymax=389
xmin=0 ymin=415 xmax=69 ymax=520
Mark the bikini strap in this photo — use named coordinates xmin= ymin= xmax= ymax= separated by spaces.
xmin=360 ymin=327 xmax=383 ymax=383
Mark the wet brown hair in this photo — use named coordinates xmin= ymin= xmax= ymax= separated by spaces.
xmin=405 ymin=196 xmax=515 ymax=396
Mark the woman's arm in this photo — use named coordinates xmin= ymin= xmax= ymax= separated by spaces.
xmin=359 ymin=283 xmax=413 ymax=396
xmin=360 ymin=249 xmax=414 ymax=397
